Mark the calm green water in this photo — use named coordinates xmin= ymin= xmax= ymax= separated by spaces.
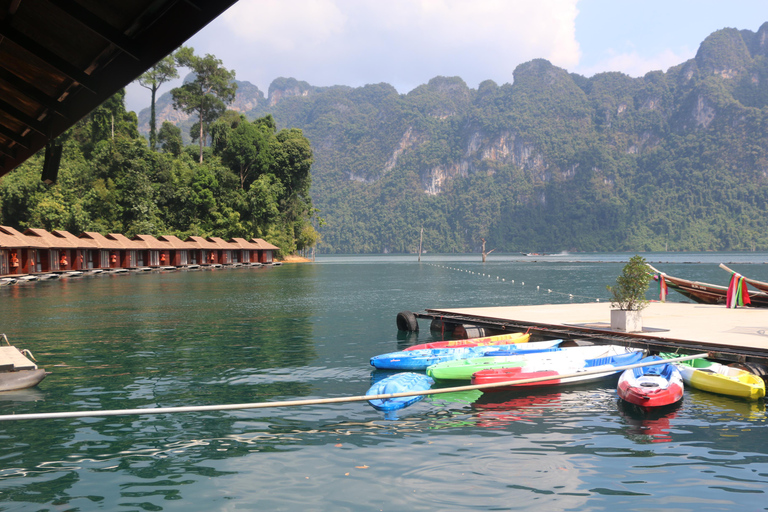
xmin=0 ymin=254 xmax=767 ymax=511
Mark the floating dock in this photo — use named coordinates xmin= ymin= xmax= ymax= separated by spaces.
xmin=415 ymin=302 xmax=768 ymax=365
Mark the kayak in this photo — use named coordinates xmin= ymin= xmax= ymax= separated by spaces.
xmin=404 ymin=332 xmax=530 ymax=351
xmin=427 ymin=345 xmax=640 ymax=381
xmin=366 ymin=372 xmax=434 ymax=411
xmin=660 ymin=353 xmax=765 ymax=400
xmin=370 ymin=339 xmax=562 ymax=370
xmin=471 ymin=349 xmax=646 ymax=391
xmin=617 ymin=356 xmax=684 ymax=408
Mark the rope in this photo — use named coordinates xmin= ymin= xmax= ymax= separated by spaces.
xmin=0 ymin=353 xmax=708 ymax=422
xmin=427 ymin=264 xmax=607 ymax=302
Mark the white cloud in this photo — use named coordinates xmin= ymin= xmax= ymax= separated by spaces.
xmin=125 ymin=0 xmax=582 ymax=112
xmin=221 ymin=0 xmax=347 ymax=51
xmin=215 ymin=0 xmax=581 ymax=92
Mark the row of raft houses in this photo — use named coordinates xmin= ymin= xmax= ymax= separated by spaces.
xmin=0 ymin=225 xmax=280 ymax=279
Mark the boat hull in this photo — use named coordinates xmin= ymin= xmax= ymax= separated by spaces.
xmin=0 ymin=369 xmax=47 ymax=392
xmin=427 ymin=345 xmax=640 ymax=381
xmin=663 ymin=356 xmax=766 ymax=400
xmin=472 ymin=350 xmax=645 ymax=391
xmin=618 ymin=358 xmax=683 ymax=408
xmin=370 ymin=340 xmax=561 ymax=371
xmin=404 ymin=332 xmax=529 ymax=351
xmin=651 ymin=266 xmax=768 ymax=307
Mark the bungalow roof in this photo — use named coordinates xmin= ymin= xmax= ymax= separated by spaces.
xmin=79 ymin=232 xmax=125 ymax=250
xmin=156 ymin=235 xmax=193 ymax=249
xmin=24 ymin=228 xmax=78 ymax=248
xmin=185 ymin=236 xmax=220 ymax=250
xmin=51 ymin=230 xmax=98 ymax=249
xmin=0 ymin=228 xmax=24 ymax=249
xmin=206 ymin=236 xmax=232 ymax=249
xmin=227 ymin=237 xmax=253 ymax=249
xmin=251 ymin=238 xmax=280 ymax=250
xmin=132 ymin=234 xmax=172 ymax=250
xmin=0 ymin=226 xmax=47 ymax=248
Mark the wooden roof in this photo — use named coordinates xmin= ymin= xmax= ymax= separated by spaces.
xmin=251 ymin=238 xmax=280 ymax=250
xmin=185 ymin=235 xmax=221 ymax=250
xmin=156 ymin=234 xmax=190 ymax=249
xmin=0 ymin=227 xmax=280 ymax=253
xmin=78 ymin=231 xmax=124 ymax=250
xmin=0 ymin=225 xmax=45 ymax=247
xmin=52 ymin=229 xmax=97 ymax=248
xmin=0 ymin=0 xmax=239 ymax=178
xmin=24 ymin=227 xmax=77 ymax=247
xmin=132 ymin=234 xmax=171 ymax=250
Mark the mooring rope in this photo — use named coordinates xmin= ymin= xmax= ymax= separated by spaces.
xmin=0 ymin=353 xmax=708 ymax=422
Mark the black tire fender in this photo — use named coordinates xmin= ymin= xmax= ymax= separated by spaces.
xmin=396 ymin=311 xmax=419 ymax=331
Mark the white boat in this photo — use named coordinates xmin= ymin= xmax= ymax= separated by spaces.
xmin=0 ymin=335 xmax=47 ymax=392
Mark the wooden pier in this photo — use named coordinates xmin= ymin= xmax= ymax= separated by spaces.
xmin=415 ymin=302 xmax=768 ymax=366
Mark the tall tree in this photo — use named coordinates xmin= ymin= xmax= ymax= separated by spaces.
xmin=137 ymin=55 xmax=178 ymax=151
xmin=171 ymin=47 xmax=237 ymax=163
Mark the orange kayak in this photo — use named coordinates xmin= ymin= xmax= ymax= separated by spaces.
xmin=404 ymin=332 xmax=529 ymax=351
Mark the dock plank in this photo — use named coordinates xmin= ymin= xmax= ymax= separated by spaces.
xmin=0 ymin=346 xmax=37 ymax=371
xmin=425 ymin=302 xmax=768 ymax=360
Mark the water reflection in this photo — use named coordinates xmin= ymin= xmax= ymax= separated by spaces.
xmin=616 ymin=398 xmax=680 ymax=443
xmin=1 ymin=260 xmax=768 ymax=510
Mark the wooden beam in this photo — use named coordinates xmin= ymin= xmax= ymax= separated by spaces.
xmin=0 ymin=20 xmax=96 ymax=93
xmin=44 ymin=0 xmax=143 ymax=60
xmin=0 ymin=67 xmax=68 ymax=119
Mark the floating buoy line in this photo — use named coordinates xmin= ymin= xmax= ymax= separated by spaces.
xmin=426 ymin=263 xmax=607 ymax=302
xmin=0 ymin=353 xmax=707 ymax=422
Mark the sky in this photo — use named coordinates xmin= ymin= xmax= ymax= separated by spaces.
xmin=125 ymin=0 xmax=768 ymax=114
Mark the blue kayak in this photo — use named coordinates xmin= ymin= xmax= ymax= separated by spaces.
xmin=366 ymin=372 xmax=434 ymax=411
xmin=370 ymin=339 xmax=563 ymax=370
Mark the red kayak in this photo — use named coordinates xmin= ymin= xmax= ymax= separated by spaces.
xmin=471 ymin=348 xmax=645 ymax=391
xmin=617 ymin=357 xmax=684 ymax=409
xmin=405 ymin=332 xmax=529 ymax=351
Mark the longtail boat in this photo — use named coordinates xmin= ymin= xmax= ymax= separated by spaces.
xmin=719 ymin=264 xmax=768 ymax=294
xmin=647 ymin=264 xmax=768 ymax=308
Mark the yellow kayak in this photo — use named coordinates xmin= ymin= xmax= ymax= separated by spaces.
xmin=662 ymin=354 xmax=765 ymax=400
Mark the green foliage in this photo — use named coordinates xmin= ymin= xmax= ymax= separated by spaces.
xmin=136 ymin=55 xmax=178 ymax=150
xmin=0 ymin=86 xmax=316 ymax=258
xmin=607 ymin=255 xmax=652 ymax=311
xmin=255 ymin=23 xmax=768 ymax=254
xmin=157 ymin=121 xmax=183 ymax=156
xmin=171 ymin=46 xmax=237 ymax=163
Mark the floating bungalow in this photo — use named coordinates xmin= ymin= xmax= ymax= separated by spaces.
xmin=0 ymin=226 xmax=279 ymax=277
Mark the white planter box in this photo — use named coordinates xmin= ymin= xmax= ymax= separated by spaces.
xmin=611 ymin=309 xmax=643 ymax=333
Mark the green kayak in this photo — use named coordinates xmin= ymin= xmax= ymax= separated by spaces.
xmin=426 ymin=354 xmax=526 ymax=380
xmin=426 ymin=344 xmax=636 ymax=381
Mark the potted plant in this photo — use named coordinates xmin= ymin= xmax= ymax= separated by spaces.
xmin=607 ymin=254 xmax=652 ymax=332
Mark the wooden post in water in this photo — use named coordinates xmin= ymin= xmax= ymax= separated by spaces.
xmin=481 ymin=238 xmax=495 ymax=262
xmin=418 ymin=227 xmax=423 ymax=262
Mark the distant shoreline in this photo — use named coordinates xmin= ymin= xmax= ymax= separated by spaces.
xmin=282 ymin=255 xmax=311 ymax=263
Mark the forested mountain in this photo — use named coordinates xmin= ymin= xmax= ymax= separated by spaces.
xmin=140 ymin=23 xmax=768 ymax=253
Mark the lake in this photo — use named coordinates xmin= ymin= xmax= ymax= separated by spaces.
xmin=0 ymin=253 xmax=767 ymax=511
